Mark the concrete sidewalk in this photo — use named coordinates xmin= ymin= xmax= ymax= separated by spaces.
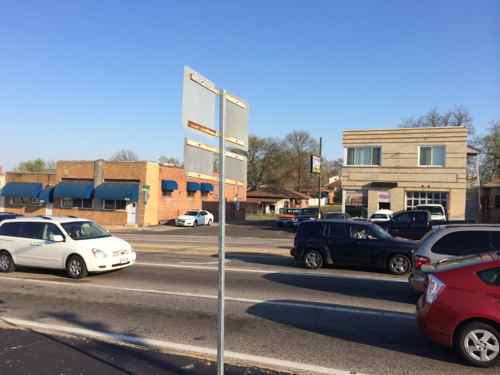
xmin=0 ymin=324 xmax=283 ymax=375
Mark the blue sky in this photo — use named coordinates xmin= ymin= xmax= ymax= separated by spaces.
xmin=1 ymin=1 xmax=498 ymax=170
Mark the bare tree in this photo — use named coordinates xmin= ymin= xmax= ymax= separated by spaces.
xmin=158 ymin=156 xmax=181 ymax=166
xmin=399 ymin=106 xmax=474 ymax=136
xmin=110 ymin=150 xmax=139 ymax=162
xmin=283 ymin=131 xmax=318 ymax=191
xmin=474 ymin=121 xmax=500 ymax=182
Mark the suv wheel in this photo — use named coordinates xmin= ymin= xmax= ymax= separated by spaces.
xmin=388 ymin=254 xmax=410 ymax=275
xmin=303 ymin=250 xmax=324 ymax=269
xmin=66 ymin=255 xmax=88 ymax=279
xmin=456 ymin=322 xmax=500 ymax=367
xmin=0 ymin=251 xmax=15 ymax=273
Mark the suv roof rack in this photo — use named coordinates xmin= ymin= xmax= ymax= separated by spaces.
xmin=37 ymin=215 xmax=53 ymax=220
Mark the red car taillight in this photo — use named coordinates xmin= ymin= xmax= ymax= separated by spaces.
xmin=415 ymin=256 xmax=431 ymax=270
xmin=425 ymin=275 xmax=446 ymax=304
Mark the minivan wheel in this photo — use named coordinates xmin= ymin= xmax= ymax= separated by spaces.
xmin=456 ymin=322 xmax=500 ymax=367
xmin=388 ymin=254 xmax=411 ymax=275
xmin=0 ymin=251 xmax=15 ymax=273
xmin=66 ymin=255 xmax=88 ymax=279
xmin=303 ymin=250 xmax=324 ymax=269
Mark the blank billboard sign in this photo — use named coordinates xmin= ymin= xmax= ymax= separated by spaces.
xmin=224 ymin=93 xmax=248 ymax=151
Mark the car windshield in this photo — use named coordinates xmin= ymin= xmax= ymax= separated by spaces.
xmin=370 ymin=224 xmax=393 ymax=239
xmin=62 ymin=221 xmax=111 ymax=241
xmin=417 ymin=206 xmax=443 ymax=215
xmin=184 ymin=211 xmax=199 ymax=216
xmin=371 ymin=214 xmax=388 ymax=219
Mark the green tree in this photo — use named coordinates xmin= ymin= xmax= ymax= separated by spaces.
xmin=158 ymin=156 xmax=181 ymax=166
xmin=474 ymin=121 xmax=500 ymax=182
xmin=14 ymin=158 xmax=55 ymax=172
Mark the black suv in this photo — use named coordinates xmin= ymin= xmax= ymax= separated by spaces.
xmin=291 ymin=220 xmax=417 ymax=274
xmin=0 ymin=212 xmax=22 ymax=223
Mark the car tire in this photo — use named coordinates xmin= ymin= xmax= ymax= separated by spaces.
xmin=0 ymin=251 xmax=15 ymax=273
xmin=66 ymin=255 xmax=88 ymax=279
xmin=207 ymin=219 xmax=213 ymax=226
xmin=388 ymin=254 xmax=411 ymax=275
xmin=303 ymin=249 xmax=324 ymax=270
xmin=455 ymin=321 xmax=500 ymax=368
xmin=193 ymin=221 xmax=198 ymax=228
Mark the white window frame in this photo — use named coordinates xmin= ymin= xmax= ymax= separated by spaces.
xmin=418 ymin=145 xmax=446 ymax=167
xmin=405 ymin=191 xmax=449 ymax=210
xmin=344 ymin=146 xmax=382 ymax=167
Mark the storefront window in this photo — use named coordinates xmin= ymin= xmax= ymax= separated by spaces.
xmin=345 ymin=190 xmax=368 ymax=218
xmin=406 ymin=191 xmax=449 ymax=210
xmin=102 ymin=200 xmax=127 ymax=210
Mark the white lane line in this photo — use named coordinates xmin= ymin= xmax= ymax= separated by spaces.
xmin=134 ymin=262 xmax=408 ymax=283
xmin=2 ymin=317 xmax=366 ymax=375
xmin=0 ymin=275 xmax=415 ymax=320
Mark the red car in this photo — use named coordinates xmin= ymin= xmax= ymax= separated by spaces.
xmin=417 ymin=252 xmax=500 ymax=367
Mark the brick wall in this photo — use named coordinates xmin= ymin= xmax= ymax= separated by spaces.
xmin=53 ymin=208 xmax=127 ymax=225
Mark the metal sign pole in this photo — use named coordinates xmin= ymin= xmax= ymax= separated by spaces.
xmin=217 ymin=89 xmax=226 ymax=375
xmin=318 ymin=137 xmax=322 ymax=219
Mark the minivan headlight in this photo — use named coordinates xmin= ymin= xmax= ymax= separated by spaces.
xmin=91 ymin=249 xmax=108 ymax=259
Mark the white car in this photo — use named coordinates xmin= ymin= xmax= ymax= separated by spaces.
xmin=175 ymin=210 xmax=214 ymax=227
xmin=368 ymin=209 xmax=393 ymax=223
xmin=416 ymin=204 xmax=447 ymax=222
xmin=0 ymin=217 xmax=136 ymax=279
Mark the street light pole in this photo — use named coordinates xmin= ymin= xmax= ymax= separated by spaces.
xmin=217 ymin=89 xmax=226 ymax=375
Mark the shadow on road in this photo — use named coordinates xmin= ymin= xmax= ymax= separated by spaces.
xmin=246 ymin=299 xmax=463 ymax=366
xmin=223 ymin=252 xmax=300 ymax=268
xmin=263 ymin=272 xmax=418 ymax=304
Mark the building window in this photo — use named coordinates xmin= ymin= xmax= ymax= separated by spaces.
xmin=419 ymin=145 xmax=445 ymax=167
xmin=7 ymin=197 xmax=39 ymax=206
xmin=162 ymin=190 xmax=173 ymax=197
xmin=346 ymin=146 xmax=381 ymax=166
xmin=102 ymin=200 xmax=127 ymax=210
xmin=61 ymin=198 xmax=92 ymax=209
xmin=187 ymin=191 xmax=196 ymax=197
xmin=406 ymin=191 xmax=449 ymax=210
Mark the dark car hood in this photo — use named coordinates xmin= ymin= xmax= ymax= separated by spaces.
xmin=383 ymin=237 xmax=418 ymax=249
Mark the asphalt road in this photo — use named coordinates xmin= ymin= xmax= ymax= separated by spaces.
xmin=0 ymin=251 xmax=496 ymax=374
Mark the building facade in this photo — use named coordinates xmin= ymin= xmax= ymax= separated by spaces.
xmin=0 ymin=160 xmax=246 ymax=226
xmin=341 ymin=126 xmax=469 ymax=220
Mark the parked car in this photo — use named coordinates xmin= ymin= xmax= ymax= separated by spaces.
xmin=388 ymin=210 xmax=433 ymax=240
xmin=291 ymin=220 xmax=417 ymax=274
xmin=369 ymin=209 xmax=393 ymax=224
xmin=409 ymin=224 xmax=500 ymax=293
xmin=292 ymin=215 xmax=315 ymax=229
xmin=175 ymin=210 xmax=214 ymax=227
xmin=0 ymin=216 xmax=136 ymax=279
xmin=324 ymin=212 xmax=351 ymax=220
xmin=0 ymin=212 xmax=22 ymax=223
xmin=416 ymin=204 xmax=447 ymax=222
xmin=417 ymin=252 xmax=500 ymax=367
xmin=276 ymin=208 xmax=301 ymax=227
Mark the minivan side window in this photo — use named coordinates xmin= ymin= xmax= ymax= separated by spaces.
xmin=432 ymin=231 xmax=491 ymax=256
xmin=478 ymin=267 xmax=500 ymax=286
xmin=0 ymin=222 xmax=22 ymax=237
xmin=327 ymin=223 xmax=347 ymax=238
xmin=43 ymin=223 xmax=64 ymax=241
xmin=19 ymin=222 xmax=45 ymax=240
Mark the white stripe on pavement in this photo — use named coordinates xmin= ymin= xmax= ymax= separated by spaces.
xmin=0 ymin=275 xmax=414 ymax=319
xmin=2 ymin=317 xmax=367 ymax=375
xmin=134 ymin=261 xmax=408 ymax=283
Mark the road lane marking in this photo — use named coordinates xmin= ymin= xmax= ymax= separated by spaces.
xmin=2 ymin=317 xmax=367 ymax=375
xmin=134 ymin=261 xmax=408 ymax=283
xmin=0 ymin=275 xmax=415 ymax=319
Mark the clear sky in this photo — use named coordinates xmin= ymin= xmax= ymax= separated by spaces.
xmin=1 ymin=0 xmax=498 ymax=170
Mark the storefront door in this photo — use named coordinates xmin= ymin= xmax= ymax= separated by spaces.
xmin=126 ymin=202 xmax=137 ymax=225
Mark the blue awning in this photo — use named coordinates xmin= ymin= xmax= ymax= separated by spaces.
xmin=54 ymin=181 xmax=94 ymax=199
xmin=94 ymin=183 xmax=139 ymax=202
xmin=200 ymin=183 xmax=214 ymax=193
xmin=161 ymin=180 xmax=178 ymax=191
xmin=186 ymin=182 xmax=201 ymax=192
xmin=38 ymin=187 xmax=55 ymax=203
xmin=0 ymin=182 xmax=43 ymax=198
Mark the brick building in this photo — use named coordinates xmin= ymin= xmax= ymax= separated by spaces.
xmin=0 ymin=160 xmax=246 ymax=226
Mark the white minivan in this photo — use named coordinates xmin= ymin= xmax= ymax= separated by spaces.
xmin=0 ymin=217 xmax=136 ymax=278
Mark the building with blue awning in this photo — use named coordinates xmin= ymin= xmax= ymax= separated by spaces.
xmin=2 ymin=160 xmax=246 ymax=226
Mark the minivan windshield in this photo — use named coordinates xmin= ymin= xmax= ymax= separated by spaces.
xmin=184 ymin=211 xmax=199 ymax=216
xmin=371 ymin=224 xmax=393 ymax=240
xmin=62 ymin=221 xmax=111 ymax=241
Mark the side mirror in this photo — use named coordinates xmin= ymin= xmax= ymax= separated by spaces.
xmin=52 ymin=234 xmax=65 ymax=242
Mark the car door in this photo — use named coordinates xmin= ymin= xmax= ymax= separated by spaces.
xmin=14 ymin=222 xmax=47 ymax=267
xmin=37 ymin=223 xmax=69 ymax=269
xmin=389 ymin=212 xmax=411 ymax=239
xmin=325 ymin=222 xmax=353 ymax=264
xmin=347 ymin=224 xmax=385 ymax=266
xmin=199 ymin=211 xmax=208 ymax=225
xmin=0 ymin=221 xmax=33 ymax=266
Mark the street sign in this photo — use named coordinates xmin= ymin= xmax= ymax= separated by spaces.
xmin=142 ymin=184 xmax=150 ymax=192
xmin=182 ymin=66 xmax=217 ymax=136
xmin=311 ymin=155 xmax=321 ymax=175
xmin=180 ymin=66 xmax=248 ymax=375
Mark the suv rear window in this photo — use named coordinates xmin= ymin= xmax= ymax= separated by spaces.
xmin=299 ymin=222 xmax=323 ymax=237
xmin=431 ymin=231 xmax=492 ymax=256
